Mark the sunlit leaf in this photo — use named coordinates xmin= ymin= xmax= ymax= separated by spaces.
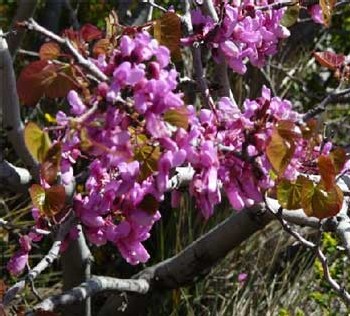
xmin=319 ymin=0 xmax=336 ymax=27
xmin=314 ymin=51 xmax=345 ymax=70
xmin=105 ymin=10 xmax=119 ymax=39
xmin=281 ymin=4 xmax=300 ymax=27
xmin=39 ymin=42 xmax=61 ymax=60
xmin=164 ymin=107 xmax=189 ymax=129
xmin=301 ymin=118 xmax=318 ymax=139
xmin=153 ymin=12 xmax=182 ymax=61
xmin=134 ymin=135 xmax=161 ymax=181
xmin=29 ymin=184 xmax=46 ymax=213
xmin=277 ymin=176 xmax=303 ymax=209
xmin=266 ymin=128 xmax=295 ymax=176
xmin=41 ymin=143 xmax=62 ymax=185
xmin=301 ymin=177 xmax=343 ymax=219
xmin=138 ymin=193 xmax=159 ymax=214
xmin=24 ymin=122 xmax=52 ymax=163
xmin=29 ymin=184 xmax=66 ymax=217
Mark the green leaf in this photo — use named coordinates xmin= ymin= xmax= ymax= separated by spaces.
xmin=277 ymin=176 xmax=303 ymax=210
xmin=281 ymin=5 xmax=300 ymax=27
xmin=24 ymin=122 xmax=52 ymax=163
xmin=164 ymin=107 xmax=189 ymax=130
xmin=133 ymin=134 xmax=161 ymax=181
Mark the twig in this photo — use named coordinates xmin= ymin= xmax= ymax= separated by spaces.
xmin=27 ymin=276 xmax=150 ymax=314
xmin=3 ymin=214 xmax=77 ymax=307
xmin=0 ymin=29 xmax=39 ymax=180
xmin=21 ymin=19 xmax=108 ymax=82
xmin=265 ymin=201 xmax=350 ymax=306
xmin=302 ymin=88 xmax=350 ymax=122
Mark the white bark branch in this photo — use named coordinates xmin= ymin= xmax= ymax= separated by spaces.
xmin=28 ymin=276 xmax=149 ymax=314
xmin=3 ymin=214 xmax=77 ymax=307
xmin=0 ymin=29 xmax=39 ymax=179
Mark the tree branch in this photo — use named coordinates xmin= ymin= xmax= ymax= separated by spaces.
xmin=3 ymin=214 xmax=77 ymax=307
xmin=21 ymin=19 xmax=108 ymax=82
xmin=7 ymin=0 xmax=38 ymax=59
xmin=0 ymin=160 xmax=32 ymax=193
xmin=0 ymin=29 xmax=39 ymax=179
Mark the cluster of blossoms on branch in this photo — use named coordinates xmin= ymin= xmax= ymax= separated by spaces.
xmin=7 ymin=1 xmax=345 ymax=275
xmin=189 ymin=0 xmax=291 ymax=73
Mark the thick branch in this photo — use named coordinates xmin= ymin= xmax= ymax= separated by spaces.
xmin=0 ymin=160 xmax=31 ymax=193
xmin=28 ymin=276 xmax=149 ymax=314
xmin=7 ymin=0 xmax=38 ymax=59
xmin=0 ymin=29 xmax=39 ymax=179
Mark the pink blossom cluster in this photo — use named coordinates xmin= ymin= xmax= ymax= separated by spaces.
xmin=189 ymin=0 xmax=290 ymax=73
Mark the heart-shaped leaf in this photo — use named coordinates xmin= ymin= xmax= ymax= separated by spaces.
xmin=314 ymin=51 xmax=344 ymax=70
xmin=153 ymin=12 xmax=182 ymax=61
xmin=164 ymin=107 xmax=189 ymax=130
xmin=24 ymin=122 xmax=51 ymax=163
xmin=29 ymin=184 xmax=66 ymax=217
xmin=277 ymin=176 xmax=304 ymax=210
xmin=39 ymin=42 xmax=61 ymax=60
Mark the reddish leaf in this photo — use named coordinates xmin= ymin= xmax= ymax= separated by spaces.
xmin=29 ymin=184 xmax=66 ymax=217
xmin=318 ymin=155 xmax=336 ymax=191
xmin=314 ymin=51 xmax=345 ymax=70
xmin=45 ymin=65 xmax=78 ymax=99
xmin=24 ymin=122 xmax=51 ymax=163
xmin=93 ymin=39 xmax=112 ymax=57
xmin=39 ymin=42 xmax=61 ymax=60
xmin=0 ymin=279 xmax=6 ymax=300
xmin=41 ymin=143 xmax=62 ymax=185
xmin=153 ymin=12 xmax=182 ymax=61
xmin=17 ymin=61 xmax=78 ymax=106
xmin=80 ymin=23 xmax=102 ymax=42
xmin=301 ymin=177 xmax=343 ymax=219
xmin=330 ymin=147 xmax=347 ymax=173
xmin=138 ymin=194 xmax=159 ymax=214
xmin=301 ymin=118 xmax=318 ymax=139
xmin=17 ymin=60 xmax=50 ymax=106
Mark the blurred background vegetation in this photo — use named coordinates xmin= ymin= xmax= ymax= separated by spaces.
xmin=1 ymin=1 xmax=350 ymax=315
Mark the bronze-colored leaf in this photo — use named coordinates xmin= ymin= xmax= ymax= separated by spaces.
xmin=277 ymin=176 xmax=303 ymax=210
xmin=164 ymin=107 xmax=189 ymax=130
xmin=319 ymin=0 xmax=336 ymax=27
xmin=153 ymin=12 xmax=182 ymax=61
xmin=39 ymin=42 xmax=61 ymax=60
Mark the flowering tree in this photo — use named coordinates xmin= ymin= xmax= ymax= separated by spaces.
xmin=1 ymin=0 xmax=350 ymax=315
